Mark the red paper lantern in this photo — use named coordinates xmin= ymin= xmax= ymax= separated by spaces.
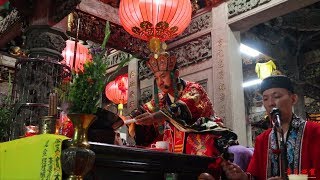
xmin=105 ymin=74 xmax=129 ymax=115
xmin=61 ymin=40 xmax=92 ymax=73
xmin=0 ymin=0 xmax=8 ymax=6
xmin=119 ymin=0 xmax=192 ymax=42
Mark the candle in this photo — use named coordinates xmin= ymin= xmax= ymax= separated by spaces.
xmin=48 ymin=92 xmax=57 ymax=116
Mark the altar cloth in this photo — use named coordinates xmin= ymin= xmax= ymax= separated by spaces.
xmin=0 ymin=134 xmax=68 ymax=180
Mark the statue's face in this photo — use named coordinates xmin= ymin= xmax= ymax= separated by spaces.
xmin=154 ymin=71 xmax=173 ymax=94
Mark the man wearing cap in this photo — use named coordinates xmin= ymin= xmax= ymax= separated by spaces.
xmin=221 ymin=75 xmax=320 ymax=180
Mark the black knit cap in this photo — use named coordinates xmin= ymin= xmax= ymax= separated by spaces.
xmin=260 ymin=75 xmax=294 ymax=94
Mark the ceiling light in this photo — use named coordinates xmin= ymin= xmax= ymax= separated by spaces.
xmin=243 ymin=79 xmax=262 ymax=88
xmin=240 ymin=44 xmax=261 ymax=57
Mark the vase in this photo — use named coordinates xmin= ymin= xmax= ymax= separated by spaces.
xmin=61 ymin=113 xmax=96 ymax=180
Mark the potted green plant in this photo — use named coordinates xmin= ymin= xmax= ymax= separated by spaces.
xmin=58 ymin=21 xmax=133 ymax=145
xmin=60 ymin=21 xmax=133 ymax=179
xmin=60 ymin=22 xmax=132 ymax=115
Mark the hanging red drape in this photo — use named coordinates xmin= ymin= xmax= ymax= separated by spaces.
xmin=61 ymin=40 xmax=92 ymax=73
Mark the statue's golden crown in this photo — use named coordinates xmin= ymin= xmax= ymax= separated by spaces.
xmin=146 ymin=53 xmax=177 ymax=73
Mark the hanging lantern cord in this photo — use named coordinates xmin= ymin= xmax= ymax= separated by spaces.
xmin=72 ymin=18 xmax=81 ymax=71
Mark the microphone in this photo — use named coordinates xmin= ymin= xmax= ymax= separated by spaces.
xmin=270 ymin=108 xmax=281 ymax=128
xmin=270 ymin=108 xmax=288 ymax=179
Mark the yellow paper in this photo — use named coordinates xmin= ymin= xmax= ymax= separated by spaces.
xmin=0 ymin=134 xmax=69 ymax=180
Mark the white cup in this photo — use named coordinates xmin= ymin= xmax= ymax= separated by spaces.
xmin=288 ymin=174 xmax=308 ymax=180
xmin=151 ymin=141 xmax=169 ymax=150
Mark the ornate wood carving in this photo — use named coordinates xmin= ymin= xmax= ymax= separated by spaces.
xmin=52 ymin=0 xmax=82 ymax=23
xmin=0 ymin=9 xmax=21 ymax=35
xmin=0 ymin=8 xmax=23 ymax=48
xmin=228 ymin=0 xmax=272 ymax=18
xmin=0 ymin=65 xmax=15 ymax=83
xmin=138 ymin=60 xmax=152 ymax=80
xmin=25 ymin=25 xmax=67 ymax=61
xmin=69 ymin=10 xmax=150 ymax=59
xmin=107 ymin=51 xmax=130 ymax=68
xmin=168 ymin=11 xmax=212 ymax=42
xmin=139 ymin=34 xmax=212 ymax=80
xmin=169 ymin=33 xmax=212 ymax=68
xmin=140 ymin=86 xmax=153 ymax=104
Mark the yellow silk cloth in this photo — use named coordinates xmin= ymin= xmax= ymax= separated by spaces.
xmin=0 ymin=134 xmax=69 ymax=180
xmin=255 ymin=60 xmax=277 ymax=80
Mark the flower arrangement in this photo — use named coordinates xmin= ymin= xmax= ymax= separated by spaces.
xmin=59 ymin=22 xmax=132 ymax=114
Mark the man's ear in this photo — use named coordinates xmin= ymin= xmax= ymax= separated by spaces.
xmin=291 ymin=93 xmax=298 ymax=105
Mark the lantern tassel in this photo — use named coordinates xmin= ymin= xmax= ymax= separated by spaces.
xmin=118 ymin=103 xmax=124 ymax=116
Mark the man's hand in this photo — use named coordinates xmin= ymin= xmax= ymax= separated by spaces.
xmin=119 ymin=115 xmax=129 ymax=121
xmin=221 ymin=160 xmax=248 ymax=180
xmin=198 ymin=173 xmax=215 ymax=180
xmin=135 ymin=111 xmax=167 ymax=125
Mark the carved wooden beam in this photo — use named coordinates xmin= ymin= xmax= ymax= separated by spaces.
xmin=51 ymin=0 xmax=82 ymax=23
xmin=228 ymin=0 xmax=320 ymax=31
xmin=97 ymin=0 xmax=119 ymax=8
xmin=68 ymin=10 xmax=149 ymax=59
xmin=228 ymin=0 xmax=272 ymax=18
xmin=78 ymin=0 xmax=120 ymax=25
xmin=10 ymin=0 xmax=82 ymax=24
xmin=0 ymin=9 xmax=22 ymax=48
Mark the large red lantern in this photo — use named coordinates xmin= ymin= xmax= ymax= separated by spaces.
xmin=105 ymin=74 xmax=129 ymax=115
xmin=119 ymin=0 xmax=192 ymax=53
xmin=61 ymin=40 xmax=92 ymax=73
xmin=0 ymin=0 xmax=8 ymax=6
